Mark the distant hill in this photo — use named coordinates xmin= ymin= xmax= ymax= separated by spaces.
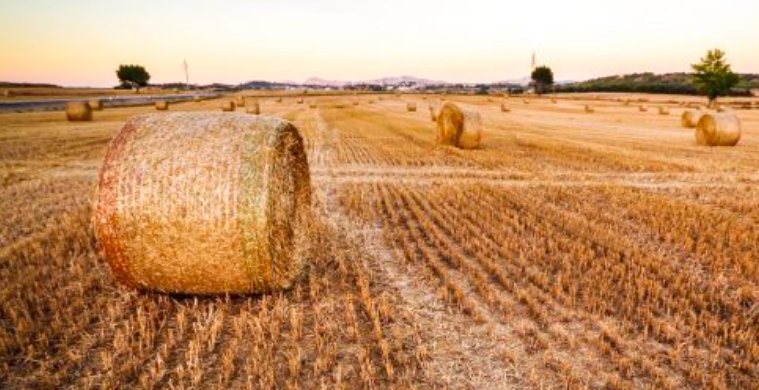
xmin=557 ymin=72 xmax=759 ymax=96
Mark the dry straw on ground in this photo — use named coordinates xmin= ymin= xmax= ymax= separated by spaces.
xmin=89 ymin=99 xmax=103 ymax=111
xmin=681 ymin=109 xmax=705 ymax=128
xmin=407 ymin=102 xmax=417 ymax=112
xmin=222 ymin=101 xmax=236 ymax=112
xmin=65 ymin=101 xmax=92 ymax=121
xmin=436 ymin=102 xmax=481 ymax=149
xmin=155 ymin=101 xmax=169 ymax=111
xmin=501 ymin=103 xmax=510 ymax=112
xmin=695 ymin=113 xmax=741 ymax=146
xmin=94 ymin=113 xmax=312 ymax=294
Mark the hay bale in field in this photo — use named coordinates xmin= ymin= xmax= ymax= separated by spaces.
xmin=246 ymin=100 xmax=260 ymax=115
xmin=297 ymin=98 xmax=304 ymax=104
xmin=236 ymin=97 xmax=246 ymax=107
xmin=638 ymin=105 xmax=647 ymax=112
xmin=221 ymin=101 xmax=236 ymax=112
xmin=3 ymin=90 xmax=13 ymax=98
xmin=584 ymin=105 xmax=595 ymax=113
xmin=624 ymin=99 xmax=631 ymax=106
xmin=523 ymin=99 xmax=530 ymax=105
xmin=681 ymin=110 xmax=705 ymax=128
xmin=309 ymin=102 xmax=317 ymax=109
xmin=155 ymin=100 xmax=169 ymax=111
xmin=66 ymin=101 xmax=92 ymax=121
xmin=276 ymin=97 xmax=283 ymax=103
xmin=695 ymin=113 xmax=741 ymax=146
xmin=436 ymin=102 xmax=481 ymax=149
xmin=551 ymin=99 xmax=557 ymax=104
xmin=353 ymin=101 xmax=359 ymax=106
xmin=335 ymin=103 xmax=345 ymax=109
xmin=94 ymin=113 xmax=312 ymax=294
xmin=407 ymin=102 xmax=417 ymax=112
xmin=429 ymin=106 xmax=439 ymax=121
xmin=89 ymin=99 xmax=103 ymax=111
xmin=500 ymin=103 xmax=510 ymax=113
xmin=658 ymin=107 xmax=670 ymax=115
xmin=193 ymin=95 xmax=202 ymax=103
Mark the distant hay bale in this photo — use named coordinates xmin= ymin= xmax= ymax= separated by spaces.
xmin=429 ymin=106 xmax=439 ymax=121
xmin=378 ymin=97 xmax=384 ymax=101
xmin=66 ymin=102 xmax=92 ymax=122
xmin=500 ymin=103 xmax=510 ymax=112
xmin=658 ymin=107 xmax=670 ymax=115
xmin=94 ymin=113 xmax=312 ymax=294
xmin=246 ymin=100 xmax=260 ymax=115
xmin=695 ymin=113 xmax=741 ymax=146
xmin=236 ymin=97 xmax=246 ymax=107
xmin=193 ymin=96 xmax=201 ymax=103
xmin=309 ymin=102 xmax=317 ymax=109
xmin=624 ymin=99 xmax=631 ymax=106
xmin=221 ymin=101 xmax=236 ymax=112
xmin=89 ymin=99 xmax=103 ymax=111
xmin=551 ymin=99 xmax=557 ymax=104
xmin=638 ymin=105 xmax=647 ymax=112
xmin=297 ymin=98 xmax=304 ymax=104
xmin=3 ymin=90 xmax=13 ymax=98
xmin=436 ymin=103 xmax=481 ymax=149
xmin=486 ymin=98 xmax=493 ymax=103
xmin=523 ymin=99 xmax=530 ymax=105
xmin=335 ymin=103 xmax=345 ymax=109
xmin=407 ymin=102 xmax=417 ymax=112
xmin=353 ymin=101 xmax=359 ymax=106
xmin=681 ymin=110 xmax=705 ymax=128
xmin=276 ymin=97 xmax=283 ymax=103
xmin=155 ymin=101 xmax=169 ymax=111
xmin=584 ymin=105 xmax=595 ymax=113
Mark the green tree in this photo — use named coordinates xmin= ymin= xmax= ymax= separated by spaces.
xmin=691 ymin=49 xmax=739 ymax=106
xmin=531 ymin=66 xmax=554 ymax=95
xmin=116 ymin=64 xmax=151 ymax=93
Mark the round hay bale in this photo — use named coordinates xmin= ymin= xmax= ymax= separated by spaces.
xmin=276 ymin=97 xmax=283 ymax=103
xmin=638 ymin=105 xmax=647 ymax=112
xmin=221 ymin=101 xmax=236 ymax=112
xmin=309 ymin=103 xmax=317 ymax=109
xmin=89 ymin=99 xmax=103 ymax=111
xmin=407 ymin=102 xmax=417 ymax=112
xmin=584 ymin=105 xmax=594 ymax=113
xmin=246 ymin=100 xmax=260 ymax=115
xmin=353 ymin=101 xmax=359 ymax=106
xmin=94 ymin=113 xmax=312 ymax=294
xmin=523 ymin=99 xmax=530 ymax=105
xmin=193 ymin=95 xmax=202 ymax=103
xmin=155 ymin=101 xmax=169 ymax=111
xmin=681 ymin=109 xmax=705 ymax=128
xmin=436 ymin=103 xmax=481 ymax=149
xmin=500 ymin=103 xmax=510 ymax=112
xmin=335 ymin=103 xmax=345 ymax=109
xmin=658 ymin=107 xmax=670 ymax=115
xmin=695 ymin=113 xmax=741 ymax=146
xmin=624 ymin=99 xmax=631 ymax=106
xmin=66 ymin=101 xmax=92 ymax=122
xmin=297 ymin=98 xmax=304 ymax=104
xmin=236 ymin=97 xmax=246 ymax=107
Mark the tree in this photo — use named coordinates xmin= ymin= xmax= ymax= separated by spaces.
xmin=531 ymin=66 xmax=554 ymax=95
xmin=691 ymin=49 xmax=739 ymax=106
xmin=116 ymin=64 xmax=151 ymax=93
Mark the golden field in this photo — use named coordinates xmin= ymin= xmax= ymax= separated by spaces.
xmin=1 ymin=93 xmax=758 ymax=390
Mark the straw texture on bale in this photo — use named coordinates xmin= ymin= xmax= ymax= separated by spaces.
xmin=155 ymin=101 xmax=169 ymax=111
xmin=584 ymin=105 xmax=594 ymax=113
xmin=407 ymin=102 xmax=417 ymax=112
xmin=695 ymin=113 xmax=741 ymax=146
xmin=436 ymin=103 xmax=481 ymax=149
xmin=89 ymin=99 xmax=103 ymax=111
xmin=94 ymin=113 xmax=312 ymax=294
xmin=658 ymin=107 xmax=670 ymax=115
xmin=66 ymin=101 xmax=93 ymax=122
xmin=222 ymin=101 xmax=236 ymax=112
xmin=500 ymin=103 xmax=510 ymax=112
xmin=681 ymin=110 xmax=705 ymax=128
xmin=246 ymin=100 xmax=260 ymax=115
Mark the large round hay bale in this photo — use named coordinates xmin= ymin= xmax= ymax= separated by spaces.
xmin=94 ymin=113 xmax=312 ymax=294
xmin=155 ymin=100 xmax=169 ymax=111
xmin=407 ymin=102 xmax=417 ymax=112
xmin=246 ymin=100 xmax=260 ymax=115
xmin=89 ymin=99 xmax=103 ymax=111
xmin=66 ymin=101 xmax=92 ymax=121
xmin=436 ymin=103 xmax=481 ymax=149
xmin=681 ymin=109 xmax=705 ymax=128
xmin=500 ymin=103 xmax=510 ymax=112
xmin=221 ymin=101 xmax=236 ymax=112
xmin=695 ymin=113 xmax=741 ymax=146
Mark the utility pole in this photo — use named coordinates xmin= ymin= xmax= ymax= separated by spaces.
xmin=183 ymin=59 xmax=190 ymax=88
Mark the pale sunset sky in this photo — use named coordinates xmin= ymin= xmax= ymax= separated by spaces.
xmin=1 ymin=0 xmax=757 ymax=87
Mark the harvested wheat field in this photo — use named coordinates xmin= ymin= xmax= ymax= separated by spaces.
xmin=2 ymin=93 xmax=759 ymax=390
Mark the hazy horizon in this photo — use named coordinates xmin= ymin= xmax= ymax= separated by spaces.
xmin=1 ymin=0 xmax=758 ymax=87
